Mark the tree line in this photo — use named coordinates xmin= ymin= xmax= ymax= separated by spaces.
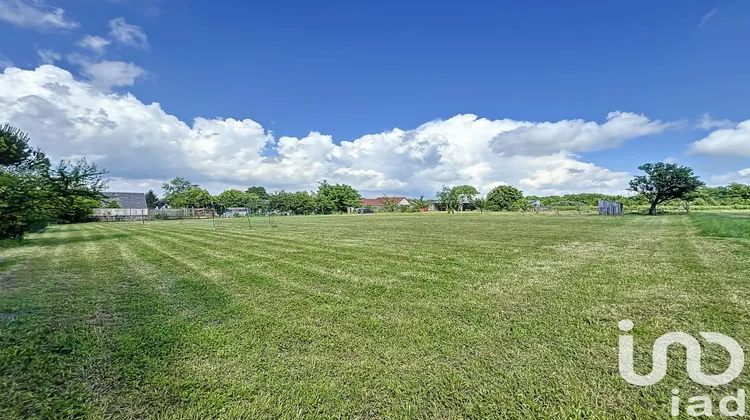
xmin=435 ymin=163 xmax=741 ymax=216
xmin=155 ymin=163 xmax=742 ymax=218
xmin=530 ymin=168 xmax=749 ymax=213
xmin=151 ymin=177 xmax=362 ymax=216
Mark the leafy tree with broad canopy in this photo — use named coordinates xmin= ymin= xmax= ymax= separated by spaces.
xmin=245 ymin=193 xmax=263 ymax=213
xmin=629 ymin=162 xmax=704 ymax=215
xmin=486 ymin=185 xmax=525 ymax=211
xmin=436 ymin=186 xmax=459 ymax=213
xmin=436 ymin=185 xmax=479 ymax=212
xmin=213 ymin=189 xmax=264 ymax=214
xmin=215 ymin=189 xmax=250 ymax=209
xmin=246 ymin=186 xmax=269 ymax=200
xmin=0 ymin=170 xmax=51 ymax=238
xmin=313 ymin=194 xmax=336 ymax=214
xmin=162 ymin=177 xmax=197 ymax=206
xmin=169 ymin=187 xmax=213 ymax=208
xmin=316 ymin=181 xmax=361 ymax=213
xmin=269 ymin=190 xmax=315 ymax=215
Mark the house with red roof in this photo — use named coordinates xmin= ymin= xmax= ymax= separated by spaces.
xmin=360 ymin=196 xmax=411 ymax=210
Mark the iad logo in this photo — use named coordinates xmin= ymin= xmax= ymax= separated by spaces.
xmin=618 ymin=319 xmax=744 ymax=386
xmin=617 ymin=319 xmax=746 ymax=417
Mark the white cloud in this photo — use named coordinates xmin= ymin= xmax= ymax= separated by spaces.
xmin=80 ymin=60 xmax=146 ymax=90
xmin=518 ymin=156 xmax=631 ymax=195
xmin=76 ymin=35 xmax=111 ymax=54
xmin=36 ymin=48 xmax=60 ymax=64
xmin=710 ymin=168 xmax=750 ymax=185
xmin=0 ymin=0 xmax=78 ymax=30
xmin=689 ymin=120 xmax=750 ymax=157
xmin=108 ymin=17 xmax=148 ymax=49
xmin=0 ymin=65 xmax=659 ymax=196
xmin=696 ymin=113 xmax=734 ymax=130
xmin=490 ymin=111 xmax=669 ymax=156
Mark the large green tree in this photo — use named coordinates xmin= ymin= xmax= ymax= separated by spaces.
xmin=269 ymin=190 xmax=315 ymax=215
xmin=169 ymin=187 xmax=213 ymax=208
xmin=436 ymin=186 xmax=459 ymax=213
xmin=162 ymin=177 xmax=197 ymax=206
xmin=47 ymin=159 xmax=108 ymax=223
xmin=436 ymin=185 xmax=479 ymax=212
xmin=1 ymin=125 xmax=107 ymax=236
xmin=215 ymin=189 xmax=251 ymax=210
xmin=316 ymin=181 xmax=361 ymax=213
xmin=452 ymin=185 xmax=479 ymax=211
xmin=0 ymin=171 xmax=51 ymax=238
xmin=2 ymin=125 xmax=108 ymax=236
xmin=629 ymin=162 xmax=704 ymax=215
xmin=486 ymin=185 xmax=525 ymax=211
xmin=246 ymin=186 xmax=269 ymax=200
xmin=313 ymin=194 xmax=335 ymax=214
xmin=245 ymin=193 xmax=264 ymax=213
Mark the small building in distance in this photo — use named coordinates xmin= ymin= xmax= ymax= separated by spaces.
xmin=360 ymin=196 xmax=410 ymax=211
xmin=93 ymin=192 xmax=149 ymax=221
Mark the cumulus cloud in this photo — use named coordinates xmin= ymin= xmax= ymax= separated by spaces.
xmin=80 ymin=60 xmax=146 ymax=90
xmin=710 ymin=168 xmax=750 ymax=185
xmin=108 ymin=17 xmax=148 ymax=49
xmin=490 ymin=111 xmax=669 ymax=156
xmin=0 ymin=65 xmax=656 ymax=196
xmin=689 ymin=120 xmax=750 ymax=157
xmin=76 ymin=35 xmax=111 ymax=54
xmin=518 ymin=155 xmax=631 ymax=194
xmin=0 ymin=0 xmax=78 ymax=30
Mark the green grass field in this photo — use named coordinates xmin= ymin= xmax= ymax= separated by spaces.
xmin=1 ymin=212 xmax=749 ymax=418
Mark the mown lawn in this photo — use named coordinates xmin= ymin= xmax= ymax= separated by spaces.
xmin=1 ymin=212 xmax=749 ymax=418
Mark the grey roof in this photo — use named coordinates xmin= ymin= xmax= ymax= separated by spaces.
xmin=103 ymin=192 xmax=148 ymax=209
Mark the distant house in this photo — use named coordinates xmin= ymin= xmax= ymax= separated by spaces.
xmin=221 ymin=207 xmax=250 ymax=217
xmin=102 ymin=192 xmax=148 ymax=209
xmin=93 ymin=192 xmax=149 ymax=221
xmin=361 ymin=196 xmax=410 ymax=210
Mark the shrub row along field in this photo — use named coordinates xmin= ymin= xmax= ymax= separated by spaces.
xmin=1 ymin=212 xmax=749 ymax=418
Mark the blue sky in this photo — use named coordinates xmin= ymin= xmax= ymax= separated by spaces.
xmin=1 ymin=0 xmax=749 ymax=196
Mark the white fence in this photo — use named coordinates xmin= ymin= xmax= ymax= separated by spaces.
xmin=93 ymin=207 xmax=229 ymax=221
xmin=93 ymin=208 xmax=149 ymax=221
